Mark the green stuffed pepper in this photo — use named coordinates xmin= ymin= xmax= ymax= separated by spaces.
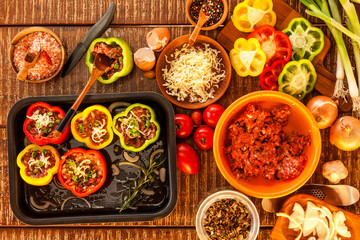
xmin=113 ymin=103 xmax=160 ymax=152
xmin=86 ymin=37 xmax=133 ymax=84
xmin=278 ymin=59 xmax=317 ymax=101
xmin=283 ymin=18 xmax=324 ymax=61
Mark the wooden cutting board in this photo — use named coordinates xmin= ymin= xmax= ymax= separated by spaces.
xmin=271 ymin=194 xmax=360 ymax=240
xmin=216 ymin=0 xmax=335 ymax=98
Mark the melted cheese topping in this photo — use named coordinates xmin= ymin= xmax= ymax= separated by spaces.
xmin=27 ymin=110 xmax=55 ymax=133
xmin=162 ymin=43 xmax=226 ymax=103
xmin=73 ymin=159 xmax=91 ymax=178
xmin=91 ymin=119 xmax=108 ymax=143
xmin=119 ymin=111 xmax=148 ymax=138
xmin=28 ymin=153 xmax=50 ymax=172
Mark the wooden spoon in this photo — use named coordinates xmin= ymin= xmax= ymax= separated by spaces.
xmin=17 ymin=42 xmax=41 ymax=81
xmin=188 ymin=7 xmax=210 ymax=47
xmin=55 ymin=54 xmax=111 ymax=135
xmin=271 ymin=194 xmax=360 ymax=240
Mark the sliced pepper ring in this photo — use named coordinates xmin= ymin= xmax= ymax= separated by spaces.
xmin=86 ymin=37 xmax=133 ymax=84
xmin=71 ymin=105 xmax=114 ymax=150
xmin=278 ymin=59 xmax=317 ymax=100
xmin=283 ymin=18 xmax=325 ymax=61
xmin=259 ymin=59 xmax=287 ymax=90
xmin=232 ymin=0 xmax=276 ymax=33
xmin=17 ymin=144 xmax=60 ymax=186
xmin=230 ymin=38 xmax=267 ymax=77
xmin=112 ymin=103 xmax=160 ymax=152
xmin=247 ymin=25 xmax=292 ymax=68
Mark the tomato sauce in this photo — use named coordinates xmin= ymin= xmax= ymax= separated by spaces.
xmin=225 ymin=104 xmax=311 ymax=180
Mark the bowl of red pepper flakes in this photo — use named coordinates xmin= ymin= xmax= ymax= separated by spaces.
xmin=186 ymin=0 xmax=229 ymax=30
xmin=9 ymin=27 xmax=65 ymax=83
xmin=213 ymin=91 xmax=322 ymax=199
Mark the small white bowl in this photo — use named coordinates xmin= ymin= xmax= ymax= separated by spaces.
xmin=195 ymin=190 xmax=260 ymax=240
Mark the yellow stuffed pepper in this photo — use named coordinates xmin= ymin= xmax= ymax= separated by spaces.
xmin=229 ymin=38 xmax=267 ymax=77
xmin=17 ymin=144 xmax=60 ymax=186
xmin=232 ymin=0 xmax=276 ymax=33
xmin=71 ymin=105 xmax=114 ymax=150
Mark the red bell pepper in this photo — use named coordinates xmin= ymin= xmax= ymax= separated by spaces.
xmin=259 ymin=60 xmax=287 ymax=91
xmin=247 ymin=25 xmax=292 ymax=68
xmin=23 ymin=102 xmax=71 ymax=145
xmin=58 ymin=148 xmax=107 ymax=197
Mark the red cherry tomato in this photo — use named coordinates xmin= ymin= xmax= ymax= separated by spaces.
xmin=175 ymin=114 xmax=193 ymax=138
xmin=191 ymin=110 xmax=203 ymax=126
xmin=203 ymin=104 xmax=225 ymax=128
xmin=193 ymin=126 xmax=214 ymax=150
xmin=176 ymin=143 xmax=200 ymax=174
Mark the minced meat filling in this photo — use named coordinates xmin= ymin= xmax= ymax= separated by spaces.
xmin=74 ymin=110 xmax=110 ymax=145
xmin=91 ymin=42 xmax=123 ymax=79
xmin=115 ymin=107 xmax=157 ymax=148
xmin=225 ymin=103 xmax=311 ymax=181
xmin=60 ymin=152 xmax=103 ymax=193
xmin=21 ymin=148 xmax=56 ymax=178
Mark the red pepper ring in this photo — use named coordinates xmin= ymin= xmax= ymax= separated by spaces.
xmin=259 ymin=60 xmax=287 ymax=91
xmin=23 ymin=102 xmax=71 ymax=145
xmin=58 ymin=148 xmax=107 ymax=198
xmin=247 ymin=25 xmax=292 ymax=68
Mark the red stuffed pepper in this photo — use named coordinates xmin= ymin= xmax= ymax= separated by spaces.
xmin=58 ymin=148 xmax=107 ymax=197
xmin=23 ymin=102 xmax=71 ymax=145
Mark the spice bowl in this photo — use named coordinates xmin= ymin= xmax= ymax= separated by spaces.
xmin=9 ymin=27 xmax=65 ymax=83
xmin=186 ymin=0 xmax=228 ymax=30
xmin=195 ymin=190 xmax=260 ymax=240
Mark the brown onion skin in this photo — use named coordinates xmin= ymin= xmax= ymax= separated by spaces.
xmin=330 ymin=116 xmax=360 ymax=151
xmin=306 ymin=96 xmax=338 ymax=129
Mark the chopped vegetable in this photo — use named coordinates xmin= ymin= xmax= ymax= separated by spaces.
xmin=231 ymin=0 xmax=276 ymax=33
xmin=322 ymin=160 xmax=349 ymax=184
xmin=278 ymin=59 xmax=317 ymax=100
xmin=229 ymin=38 xmax=266 ymax=77
xmin=259 ymin=60 xmax=287 ymax=90
xmin=283 ymin=18 xmax=325 ymax=61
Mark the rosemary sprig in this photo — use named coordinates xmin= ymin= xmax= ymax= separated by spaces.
xmin=119 ymin=149 xmax=165 ymax=212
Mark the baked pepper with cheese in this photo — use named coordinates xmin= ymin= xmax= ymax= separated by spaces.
xmin=232 ymin=0 xmax=276 ymax=33
xmin=86 ymin=37 xmax=133 ymax=84
xmin=17 ymin=144 xmax=60 ymax=186
xmin=229 ymin=38 xmax=267 ymax=77
xmin=113 ymin=103 xmax=160 ymax=152
xmin=71 ymin=105 xmax=114 ymax=150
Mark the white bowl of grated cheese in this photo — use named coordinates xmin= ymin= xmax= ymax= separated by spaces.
xmin=155 ymin=34 xmax=231 ymax=109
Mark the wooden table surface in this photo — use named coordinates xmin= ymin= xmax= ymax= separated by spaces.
xmin=1 ymin=0 xmax=359 ymax=239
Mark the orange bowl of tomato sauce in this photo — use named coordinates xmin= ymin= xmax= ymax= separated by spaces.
xmin=213 ymin=91 xmax=321 ymax=198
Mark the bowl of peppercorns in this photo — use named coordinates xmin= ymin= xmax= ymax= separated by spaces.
xmin=186 ymin=0 xmax=228 ymax=30
xmin=195 ymin=190 xmax=260 ymax=240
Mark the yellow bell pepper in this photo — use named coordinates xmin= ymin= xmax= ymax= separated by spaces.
xmin=71 ymin=105 xmax=114 ymax=150
xmin=229 ymin=38 xmax=267 ymax=77
xmin=232 ymin=0 xmax=277 ymax=33
xmin=17 ymin=144 xmax=60 ymax=186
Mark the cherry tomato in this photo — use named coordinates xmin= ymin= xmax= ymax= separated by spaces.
xmin=193 ymin=126 xmax=214 ymax=150
xmin=191 ymin=110 xmax=203 ymax=126
xmin=175 ymin=114 xmax=193 ymax=138
xmin=203 ymin=104 xmax=225 ymax=128
xmin=176 ymin=143 xmax=200 ymax=174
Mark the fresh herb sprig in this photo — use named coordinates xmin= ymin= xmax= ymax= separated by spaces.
xmin=119 ymin=149 xmax=165 ymax=212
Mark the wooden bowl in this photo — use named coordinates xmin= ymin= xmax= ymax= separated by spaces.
xmin=186 ymin=0 xmax=229 ymax=30
xmin=155 ymin=34 xmax=231 ymax=109
xmin=9 ymin=27 xmax=65 ymax=83
xmin=213 ymin=91 xmax=322 ymax=198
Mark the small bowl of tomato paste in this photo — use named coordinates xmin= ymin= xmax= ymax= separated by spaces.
xmin=213 ymin=91 xmax=321 ymax=198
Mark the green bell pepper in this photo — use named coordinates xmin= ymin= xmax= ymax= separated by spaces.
xmin=283 ymin=18 xmax=325 ymax=61
xmin=86 ymin=37 xmax=133 ymax=84
xmin=278 ymin=59 xmax=317 ymax=100
xmin=112 ymin=103 xmax=160 ymax=152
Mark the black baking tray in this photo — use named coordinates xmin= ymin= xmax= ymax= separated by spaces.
xmin=7 ymin=92 xmax=177 ymax=225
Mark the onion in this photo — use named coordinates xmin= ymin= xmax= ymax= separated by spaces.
xmin=108 ymin=102 xmax=131 ymax=113
xmin=159 ymin=168 xmax=166 ymax=183
xmin=30 ymin=196 xmax=56 ymax=209
xmin=112 ymin=164 xmax=120 ymax=176
xmin=141 ymin=188 xmax=155 ymax=195
xmin=150 ymin=149 xmax=164 ymax=162
xmin=123 ymin=151 xmax=139 ymax=162
xmin=61 ymin=197 xmax=91 ymax=211
xmin=306 ymin=96 xmax=338 ymax=129
xmin=330 ymin=116 xmax=360 ymax=151
xmin=53 ymin=176 xmax=66 ymax=189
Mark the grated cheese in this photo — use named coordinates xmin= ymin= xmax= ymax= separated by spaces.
xmin=73 ymin=159 xmax=91 ymax=178
xmin=91 ymin=119 xmax=108 ymax=143
xmin=27 ymin=110 xmax=55 ymax=133
xmin=162 ymin=43 xmax=226 ymax=103
xmin=28 ymin=153 xmax=50 ymax=172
